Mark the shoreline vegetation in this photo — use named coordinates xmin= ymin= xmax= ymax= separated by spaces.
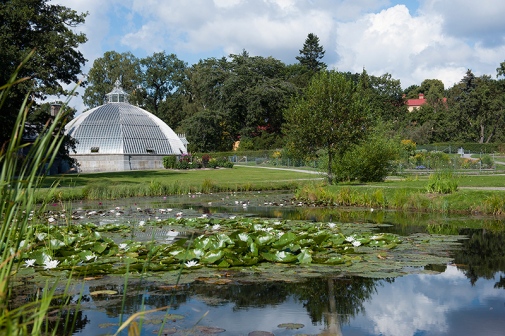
xmin=39 ymin=166 xmax=505 ymax=216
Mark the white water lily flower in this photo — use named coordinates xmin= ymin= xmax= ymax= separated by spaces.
xmin=166 ymin=230 xmax=179 ymax=237
xmin=24 ymin=259 xmax=36 ymax=268
xmin=371 ymin=235 xmax=381 ymax=240
xmin=139 ymin=220 xmax=145 ymax=227
xmin=345 ymin=236 xmax=355 ymax=242
xmin=43 ymin=257 xmax=59 ymax=270
xmin=352 ymin=241 xmax=362 ymax=247
xmin=36 ymin=233 xmax=47 ymax=241
xmin=229 ymin=215 xmax=236 ymax=220
xmin=85 ymin=253 xmax=97 ymax=261
xmin=212 ymin=224 xmax=221 ymax=231
xmin=328 ymin=223 xmax=336 ymax=229
xmin=118 ymin=243 xmax=128 ymax=250
xmin=184 ymin=260 xmax=199 ymax=268
xmin=273 ymin=221 xmax=281 ymax=225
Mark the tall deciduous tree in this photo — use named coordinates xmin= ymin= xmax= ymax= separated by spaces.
xmin=182 ymin=52 xmax=298 ymax=148
xmin=0 ymin=0 xmax=87 ymax=146
xmin=283 ymin=71 xmax=370 ymax=183
xmin=296 ymin=33 xmax=326 ymax=72
xmin=83 ymin=51 xmax=142 ymax=108
xmin=139 ymin=52 xmax=187 ymax=116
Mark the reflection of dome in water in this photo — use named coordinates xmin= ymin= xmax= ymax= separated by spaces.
xmin=65 ymin=81 xmax=187 ymax=172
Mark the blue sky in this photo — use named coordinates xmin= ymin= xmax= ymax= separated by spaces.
xmin=55 ymin=0 xmax=505 ymax=111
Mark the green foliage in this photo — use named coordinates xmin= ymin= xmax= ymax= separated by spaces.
xmin=183 ymin=52 xmax=298 ymax=144
xmin=0 ymin=0 xmax=87 ymax=145
xmin=163 ymin=156 xmax=177 ymax=169
xmin=296 ymin=33 xmax=326 ymax=72
xmin=357 ymin=69 xmax=407 ymax=123
xmin=481 ymin=194 xmax=505 ymax=215
xmin=0 ymin=58 xmax=78 ymax=334
xmin=139 ymin=51 xmax=187 ymax=115
xmin=283 ymin=71 xmax=371 ymax=183
xmin=426 ymin=171 xmax=458 ymax=194
xmin=183 ymin=109 xmax=233 ymax=152
xmin=83 ymin=51 xmax=143 ymax=108
xmin=481 ymin=154 xmax=494 ymax=168
xmin=329 ymin=126 xmax=401 ymax=182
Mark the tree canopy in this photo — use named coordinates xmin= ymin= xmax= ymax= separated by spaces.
xmin=83 ymin=51 xmax=143 ymax=108
xmin=0 ymin=0 xmax=87 ymax=146
xmin=283 ymin=71 xmax=371 ymax=183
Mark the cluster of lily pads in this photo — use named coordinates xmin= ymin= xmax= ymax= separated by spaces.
xmin=12 ymin=216 xmax=408 ymax=276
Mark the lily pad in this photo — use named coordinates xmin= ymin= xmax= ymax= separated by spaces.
xmin=195 ymin=326 xmax=226 ymax=333
xmin=278 ymin=323 xmax=304 ymax=329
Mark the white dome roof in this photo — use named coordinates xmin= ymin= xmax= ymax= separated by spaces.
xmin=65 ymin=102 xmax=187 ymax=155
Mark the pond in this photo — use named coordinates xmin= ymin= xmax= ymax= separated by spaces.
xmin=25 ymin=192 xmax=505 ymax=335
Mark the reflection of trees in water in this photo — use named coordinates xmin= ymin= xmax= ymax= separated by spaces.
xmin=454 ymin=228 xmax=505 ymax=286
xmin=189 ymin=276 xmax=384 ymax=334
xmin=293 ymin=277 xmax=386 ymax=334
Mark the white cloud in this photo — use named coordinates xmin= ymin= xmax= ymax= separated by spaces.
xmin=334 ymin=4 xmax=478 ymax=88
xmin=421 ymin=0 xmax=505 ymax=46
xmin=45 ymin=0 xmax=505 ymax=111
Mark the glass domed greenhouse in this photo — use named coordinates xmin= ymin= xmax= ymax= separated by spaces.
xmin=65 ymin=81 xmax=187 ymax=172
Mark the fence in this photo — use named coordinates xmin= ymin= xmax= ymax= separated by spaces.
xmin=229 ymin=155 xmax=319 ymax=169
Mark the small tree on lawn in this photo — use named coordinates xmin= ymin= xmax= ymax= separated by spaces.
xmin=283 ymin=71 xmax=371 ymax=183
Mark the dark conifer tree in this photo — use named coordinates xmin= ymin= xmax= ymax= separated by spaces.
xmin=296 ymin=33 xmax=326 ymax=72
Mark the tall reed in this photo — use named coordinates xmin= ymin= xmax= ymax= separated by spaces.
xmin=0 ymin=53 xmax=77 ymax=335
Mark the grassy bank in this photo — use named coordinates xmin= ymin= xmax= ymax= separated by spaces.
xmin=295 ymin=182 xmax=505 ymax=215
xmin=38 ymin=166 xmax=505 ymax=215
xmin=38 ymin=167 xmax=322 ymax=202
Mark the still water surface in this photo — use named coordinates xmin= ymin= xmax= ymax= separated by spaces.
xmin=64 ymin=193 xmax=505 ymax=335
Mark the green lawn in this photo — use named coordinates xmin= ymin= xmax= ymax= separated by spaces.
xmin=38 ymin=166 xmax=323 ymax=201
xmin=42 ymin=166 xmax=321 ymax=188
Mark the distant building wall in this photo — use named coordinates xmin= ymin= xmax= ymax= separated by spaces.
xmin=72 ymin=154 xmax=175 ymax=173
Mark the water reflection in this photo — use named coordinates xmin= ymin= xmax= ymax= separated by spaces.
xmin=39 ymin=193 xmax=505 ymax=335
xmin=72 ymin=265 xmax=505 ymax=336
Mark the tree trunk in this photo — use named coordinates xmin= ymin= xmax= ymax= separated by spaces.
xmin=327 ymin=147 xmax=333 ymax=184
xmin=321 ymin=278 xmax=343 ymax=336
xmin=479 ymin=124 xmax=485 ymax=144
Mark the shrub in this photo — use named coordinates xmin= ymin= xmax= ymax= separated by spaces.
xmin=481 ymin=154 xmax=494 ymax=168
xmin=329 ymin=129 xmax=400 ymax=183
xmin=426 ymin=171 xmax=458 ymax=194
xmin=175 ymin=160 xmax=190 ymax=169
xmin=201 ymin=154 xmax=211 ymax=167
xmin=163 ymin=156 xmax=177 ymax=169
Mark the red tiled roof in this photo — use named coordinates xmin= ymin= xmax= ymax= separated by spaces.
xmin=406 ymin=98 xmax=426 ymax=107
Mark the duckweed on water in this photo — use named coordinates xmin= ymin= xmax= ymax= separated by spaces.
xmin=13 ymin=217 xmax=464 ymax=280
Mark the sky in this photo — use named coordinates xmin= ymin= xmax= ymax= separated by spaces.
xmin=54 ymin=0 xmax=505 ymax=111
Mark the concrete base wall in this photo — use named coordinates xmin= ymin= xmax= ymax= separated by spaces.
xmin=72 ymin=154 xmax=170 ymax=173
